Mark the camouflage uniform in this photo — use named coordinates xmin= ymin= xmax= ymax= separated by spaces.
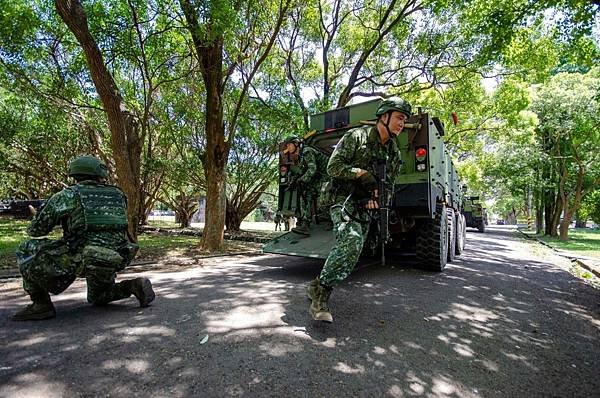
xmin=320 ymin=126 xmax=402 ymax=286
xmin=292 ymin=145 xmax=329 ymax=226
xmin=307 ymin=97 xmax=410 ymax=322
xmin=17 ymin=181 xmax=140 ymax=306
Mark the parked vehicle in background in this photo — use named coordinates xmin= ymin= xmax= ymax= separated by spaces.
xmin=463 ymin=196 xmax=486 ymax=232
xmin=0 ymin=199 xmax=46 ymax=219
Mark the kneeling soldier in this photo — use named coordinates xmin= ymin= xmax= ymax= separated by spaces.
xmin=12 ymin=155 xmax=155 ymax=321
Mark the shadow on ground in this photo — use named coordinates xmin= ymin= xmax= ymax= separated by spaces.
xmin=0 ymin=226 xmax=598 ymax=397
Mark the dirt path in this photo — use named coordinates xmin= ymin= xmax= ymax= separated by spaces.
xmin=1 ymin=226 xmax=598 ymax=397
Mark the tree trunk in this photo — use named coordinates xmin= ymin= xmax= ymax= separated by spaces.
xmin=179 ymin=0 xmax=286 ymax=250
xmin=544 ymin=197 xmax=554 ymax=235
xmin=534 ymin=172 xmax=543 ymax=234
xmin=225 ymin=201 xmax=244 ymax=232
xmin=55 ymin=0 xmax=142 ymax=240
xmin=139 ymin=210 xmax=149 ymax=226
xmin=557 ymin=161 xmax=587 ymax=240
xmin=558 ymin=215 xmax=571 ymax=241
xmin=202 ymin=158 xmax=227 ymax=248
xmin=543 ymin=165 xmax=555 ymax=236
xmin=176 ymin=210 xmax=193 ymax=228
xmin=159 ymin=192 xmax=198 ymax=229
xmin=536 ymin=206 xmax=544 ymax=234
xmin=180 ymin=0 xmax=229 ymax=252
xmin=138 ymin=193 xmax=159 ymax=226
xmin=549 ymin=196 xmax=562 ymax=237
xmin=200 ymin=71 xmax=227 ymax=250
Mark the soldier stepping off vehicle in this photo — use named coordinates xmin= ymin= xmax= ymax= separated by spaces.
xmin=264 ymin=96 xmax=468 ymax=323
xmin=307 ymin=97 xmax=410 ymax=323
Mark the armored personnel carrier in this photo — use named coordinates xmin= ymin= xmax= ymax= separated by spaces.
xmin=463 ymin=196 xmax=486 ymax=232
xmin=264 ymin=99 xmax=466 ymax=271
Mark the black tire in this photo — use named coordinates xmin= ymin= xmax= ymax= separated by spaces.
xmin=455 ymin=213 xmax=466 ymax=255
xmin=477 ymin=219 xmax=485 ymax=233
xmin=416 ymin=204 xmax=448 ymax=272
xmin=447 ymin=208 xmax=456 ymax=263
xmin=462 ymin=214 xmax=467 ymax=250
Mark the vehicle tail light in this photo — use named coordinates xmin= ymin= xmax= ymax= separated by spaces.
xmin=415 ymin=146 xmax=428 ymax=172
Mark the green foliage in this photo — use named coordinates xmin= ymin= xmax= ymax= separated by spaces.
xmin=579 ymin=189 xmax=600 ymax=224
xmin=530 ymin=69 xmax=600 ymax=209
xmin=0 ymin=0 xmax=598 ymax=238
xmin=0 ymin=1 xmax=39 ymax=55
xmin=225 ymin=97 xmax=290 ymax=229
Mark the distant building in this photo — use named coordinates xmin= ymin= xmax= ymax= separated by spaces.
xmin=192 ymin=196 xmax=206 ymax=223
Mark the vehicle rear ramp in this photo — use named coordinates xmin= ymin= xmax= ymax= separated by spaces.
xmin=263 ymin=223 xmax=336 ymax=259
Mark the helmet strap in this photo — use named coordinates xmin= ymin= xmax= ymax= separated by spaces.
xmin=380 ymin=112 xmax=395 ymax=140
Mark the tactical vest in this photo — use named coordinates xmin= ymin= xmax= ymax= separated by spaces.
xmin=313 ymin=148 xmax=329 ymax=180
xmin=299 ymin=146 xmax=328 ymax=182
xmin=71 ymin=183 xmax=129 ymax=232
xmin=326 ymin=127 xmax=401 ymax=201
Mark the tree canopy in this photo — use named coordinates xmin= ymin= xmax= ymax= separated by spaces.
xmin=0 ymin=0 xmax=598 ymax=246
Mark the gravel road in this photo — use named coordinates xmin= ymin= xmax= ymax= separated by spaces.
xmin=1 ymin=226 xmax=598 ymax=397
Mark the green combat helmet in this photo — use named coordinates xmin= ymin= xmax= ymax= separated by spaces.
xmin=376 ymin=97 xmax=412 ymax=118
xmin=68 ymin=155 xmax=108 ymax=178
xmin=284 ymin=135 xmax=302 ymax=145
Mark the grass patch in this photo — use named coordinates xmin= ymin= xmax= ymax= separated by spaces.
xmin=145 ymin=219 xmax=180 ymax=229
xmin=0 ymin=219 xmax=30 ymax=269
xmin=136 ymin=231 xmax=263 ymax=262
xmin=0 ymin=219 xmax=29 ymax=254
xmin=0 ymin=217 xmax=267 ymax=270
xmin=136 ymin=233 xmax=200 ymax=260
xmin=522 ymin=228 xmax=600 ymax=259
xmin=144 ymin=219 xmax=284 ymax=240
xmin=0 ymin=218 xmax=58 ymax=269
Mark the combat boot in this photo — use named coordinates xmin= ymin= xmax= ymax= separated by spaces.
xmin=12 ymin=292 xmax=56 ymax=321
xmin=310 ymin=282 xmax=333 ymax=323
xmin=292 ymin=220 xmax=311 ymax=236
xmin=123 ymin=277 xmax=155 ymax=307
xmin=306 ymin=278 xmax=319 ymax=301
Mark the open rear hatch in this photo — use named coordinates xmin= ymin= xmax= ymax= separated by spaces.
xmin=262 ymin=223 xmax=336 ymax=259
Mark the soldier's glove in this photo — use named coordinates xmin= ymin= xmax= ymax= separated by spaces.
xmin=353 ymin=172 xmax=377 ymax=199
xmin=357 ymin=172 xmax=377 ymax=192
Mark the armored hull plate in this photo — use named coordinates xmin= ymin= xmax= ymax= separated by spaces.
xmin=262 ymin=223 xmax=336 ymax=259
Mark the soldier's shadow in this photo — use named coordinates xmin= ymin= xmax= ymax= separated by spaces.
xmin=280 ymin=312 xmax=334 ymax=343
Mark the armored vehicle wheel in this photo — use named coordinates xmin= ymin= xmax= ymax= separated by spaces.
xmin=447 ymin=208 xmax=456 ymax=263
xmin=416 ymin=204 xmax=448 ymax=272
xmin=462 ymin=214 xmax=467 ymax=250
xmin=455 ymin=213 xmax=466 ymax=255
xmin=477 ymin=220 xmax=485 ymax=233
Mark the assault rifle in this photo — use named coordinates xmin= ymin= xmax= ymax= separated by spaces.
xmin=376 ymin=159 xmax=388 ymax=266
xmin=0 ymin=199 xmax=45 ymax=219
